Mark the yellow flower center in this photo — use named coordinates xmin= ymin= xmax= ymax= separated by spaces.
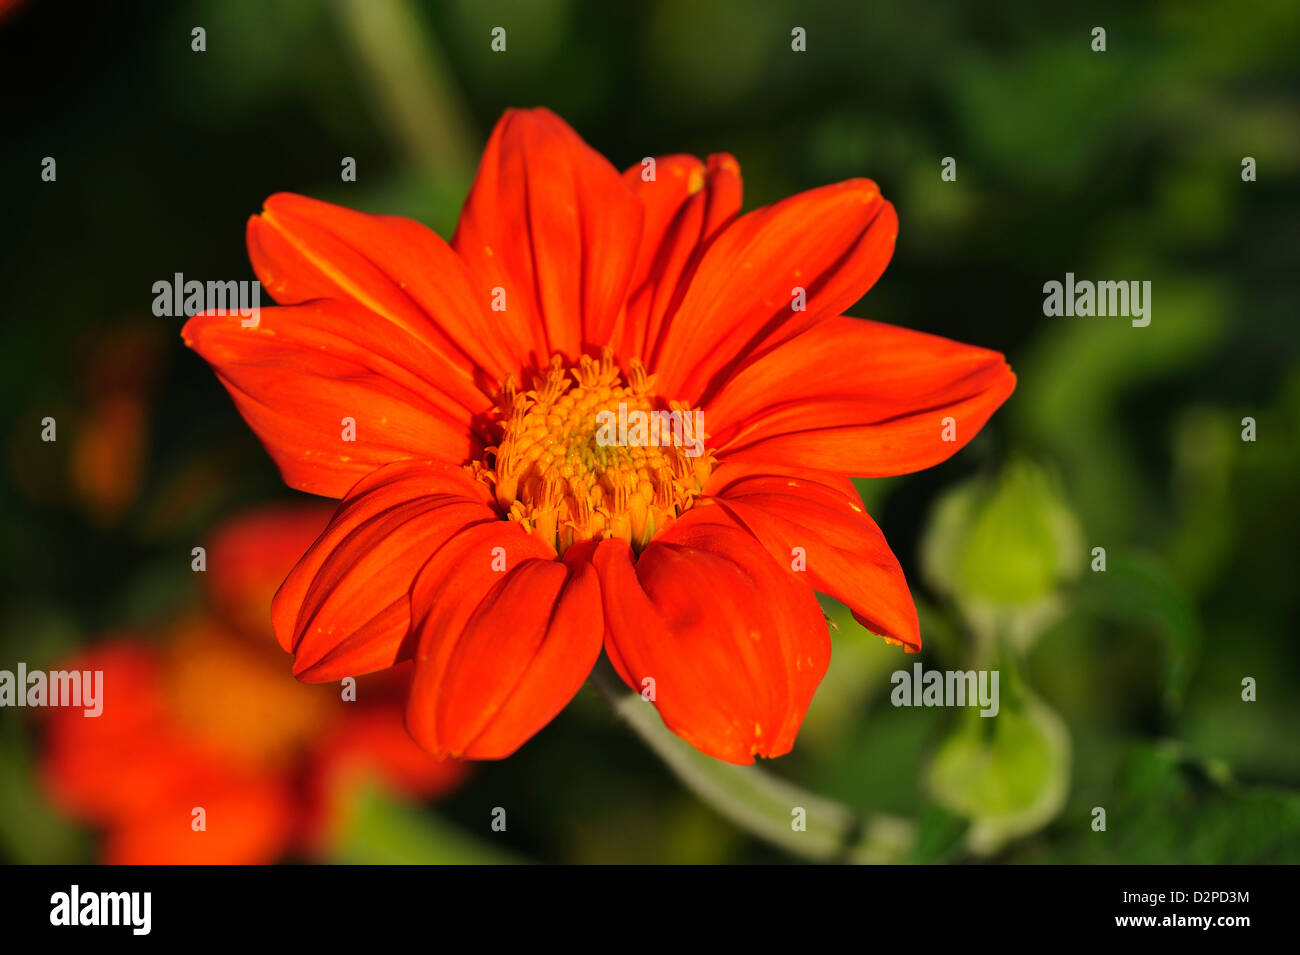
xmin=167 ymin=622 xmax=338 ymax=769
xmin=482 ymin=348 xmax=714 ymax=556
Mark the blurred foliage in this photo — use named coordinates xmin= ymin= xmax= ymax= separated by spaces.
xmin=922 ymin=461 xmax=1083 ymax=651
xmin=1 ymin=0 xmax=1297 ymax=863
xmin=330 ymin=785 xmax=517 ymax=865
xmin=926 ymin=663 xmax=1071 ymax=856
xmin=1009 ymin=742 xmax=1300 ymax=864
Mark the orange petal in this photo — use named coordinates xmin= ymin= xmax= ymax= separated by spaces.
xmin=273 ymin=461 xmax=500 ymax=682
xmin=206 ymin=502 xmax=336 ymax=637
xmin=593 ymin=508 xmax=830 ymax=764
xmin=618 ymin=152 xmax=742 ymax=362
xmin=105 ymin=776 xmax=296 ymax=865
xmin=41 ymin=642 xmax=182 ymax=822
xmin=41 ymin=641 xmax=295 ymax=865
xmin=249 ymin=192 xmax=521 ymax=385
xmin=452 ymin=108 xmax=643 ymax=363
xmin=651 ymin=179 xmax=897 ymax=403
xmin=707 ymin=462 xmax=920 ymax=651
xmin=319 ymin=702 xmax=470 ymax=798
xmin=707 ymin=315 xmax=1016 ymax=476
xmin=406 ymin=531 xmax=603 ymax=759
xmin=303 ymin=698 xmax=470 ymax=855
xmin=184 ymin=299 xmax=485 ymax=497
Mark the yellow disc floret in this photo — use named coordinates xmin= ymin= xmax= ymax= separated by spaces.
xmin=481 ymin=348 xmax=714 ymax=556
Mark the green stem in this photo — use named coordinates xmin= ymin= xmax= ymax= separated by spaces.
xmin=334 ymin=0 xmax=477 ymax=176
xmin=589 ymin=657 xmax=914 ymax=864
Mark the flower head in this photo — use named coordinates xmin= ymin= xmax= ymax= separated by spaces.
xmin=184 ymin=108 xmax=1014 ymax=764
xmin=40 ymin=505 xmax=467 ymax=864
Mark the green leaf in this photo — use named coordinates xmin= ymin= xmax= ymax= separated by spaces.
xmin=1075 ymin=550 xmax=1200 ymax=710
xmin=329 ymin=784 xmax=519 ymax=865
xmin=907 ymin=805 xmax=969 ymax=864
xmin=1032 ymin=743 xmax=1300 ymax=864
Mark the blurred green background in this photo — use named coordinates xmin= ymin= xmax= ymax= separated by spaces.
xmin=1 ymin=0 xmax=1298 ymax=863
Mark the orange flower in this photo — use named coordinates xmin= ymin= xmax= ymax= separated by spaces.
xmin=40 ymin=505 xmax=467 ymax=864
xmin=183 ymin=109 xmax=1014 ymax=764
xmin=70 ymin=324 xmax=164 ymax=523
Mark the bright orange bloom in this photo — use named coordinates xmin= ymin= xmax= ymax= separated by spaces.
xmin=41 ymin=505 xmax=467 ymax=864
xmin=183 ymin=109 xmax=1014 ymax=764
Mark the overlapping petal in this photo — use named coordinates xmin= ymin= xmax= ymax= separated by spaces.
xmin=406 ymin=530 xmax=603 ymax=759
xmin=707 ymin=462 xmax=920 ymax=651
xmin=650 ymin=179 xmax=898 ymax=404
xmin=184 ymin=299 xmax=486 ymax=497
xmin=248 ymin=192 xmax=520 ymax=386
xmin=272 ymin=461 xmax=501 ymax=682
xmin=593 ymin=508 xmax=830 ymax=764
xmin=452 ymin=107 xmax=644 ymax=364
xmin=706 ymin=315 xmax=1016 ymax=476
xmin=206 ymin=502 xmax=336 ymax=637
xmin=618 ymin=152 xmax=742 ymax=362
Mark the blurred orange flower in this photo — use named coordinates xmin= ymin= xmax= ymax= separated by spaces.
xmin=184 ymin=108 xmax=1015 ymax=765
xmin=40 ymin=505 xmax=468 ymax=864
xmin=70 ymin=324 xmax=164 ymax=523
xmin=0 ymin=0 xmax=26 ymax=25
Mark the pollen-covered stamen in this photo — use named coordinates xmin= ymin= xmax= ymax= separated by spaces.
xmin=483 ymin=347 xmax=714 ymax=555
